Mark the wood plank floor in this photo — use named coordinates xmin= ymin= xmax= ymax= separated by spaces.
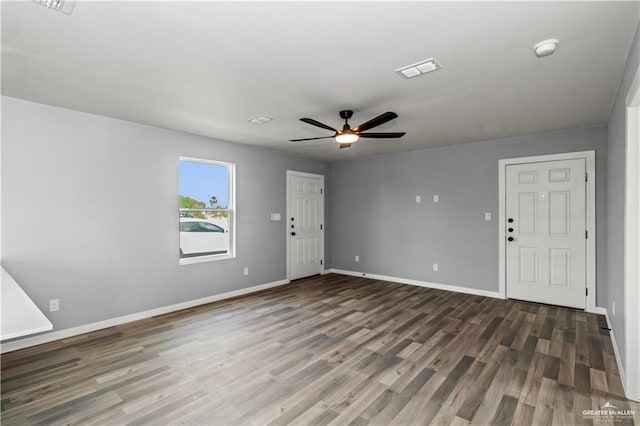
xmin=1 ymin=274 xmax=638 ymax=425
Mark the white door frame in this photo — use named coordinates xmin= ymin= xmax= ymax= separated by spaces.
xmin=624 ymin=66 xmax=640 ymax=400
xmin=498 ymin=150 xmax=596 ymax=312
xmin=286 ymin=170 xmax=325 ymax=281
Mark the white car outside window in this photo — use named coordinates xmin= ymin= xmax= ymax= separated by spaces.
xmin=179 ymin=218 xmax=229 ymax=257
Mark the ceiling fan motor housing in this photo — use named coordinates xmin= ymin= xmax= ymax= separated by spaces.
xmin=339 ymin=110 xmax=354 ymax=120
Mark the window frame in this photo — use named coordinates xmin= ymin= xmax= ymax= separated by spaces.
xmin=178 ymin=156 xmax=236 ymax=265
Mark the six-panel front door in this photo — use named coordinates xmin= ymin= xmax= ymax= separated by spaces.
xmin=288 ymin=173 xmax=323 ymax=280
xmin=506 ymin=158 xmax=587 ymax=309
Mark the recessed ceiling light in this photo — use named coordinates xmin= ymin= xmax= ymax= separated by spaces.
xmin=395 ymin=58 xmax=442 ymax=79
xmin=533 ymin=39 xmax=559 ymax=58
xmin=249 ymin=115 xmax=273 ymax=124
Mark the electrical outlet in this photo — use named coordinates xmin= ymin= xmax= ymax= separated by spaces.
xmin=433 ymin=195 xmax=439 ymax=203
xmin=355 ymin=255 xmax=359 ymax=262
xmin=433 ymin=263 xmax=439 ymax=272
xmin=49 ymin=299 xmax=59 ymax=312
xmin=485 ymin=212 xmax=492 ymax=221
xmin=243 ymin=267 xmax=249 ymax=276
xmin=612 ymin=301 xmax=616 ymax=316
xmin=415 ymin=195 xmax=421 ymax=203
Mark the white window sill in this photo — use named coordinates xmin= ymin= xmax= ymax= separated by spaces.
xmin=180 ymin=253 xmax=235 ymax=265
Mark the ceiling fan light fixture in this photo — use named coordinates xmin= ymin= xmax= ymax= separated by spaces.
xmin=290 ymin=110 xmax=404 ymax=145
xmin=335 ymin=132 xmax=359 ymax=144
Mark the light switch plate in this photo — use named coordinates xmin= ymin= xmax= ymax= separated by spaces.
xmin=416 ymin=195 xmax=421 ymax=203
xmin=433 ymin=195 xmax=439 ymax=203
xmin=270 ymin=213 xmax=281 ymax=221
xmin=485 ymin=212 xmax=491 ymax=221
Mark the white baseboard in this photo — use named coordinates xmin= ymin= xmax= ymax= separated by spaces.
xmin=0 ymin=278 xmax=290 ymax=354
xmin=325 ymin=268 xmax=503 ymax=299
xmin=601 ymin=309 xmax=638 ymax=401
xmin=592 ymin=307 xmax=608 ymax=315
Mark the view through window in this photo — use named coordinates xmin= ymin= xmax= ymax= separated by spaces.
xmin=178 ymin=157 xmax=235 ymax=263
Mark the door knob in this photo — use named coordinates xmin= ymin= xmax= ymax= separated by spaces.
xmin=508 ymin=218 xmax=514 ymax=223
xmin=507 ymin=236 xmax=514 ymax=242
xmin=508 ymin=228 xmax=514 ymax=232
xmin=291 ymin=232 xmax=296 ymax=236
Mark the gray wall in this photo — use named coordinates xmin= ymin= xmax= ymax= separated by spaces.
xmin=606 ymin=23 xmax=640 ymax=369
xmin=331 ymin=126 xmax=608 ymax=302
xmin=1 ymin=96 xmax=330 ymax=332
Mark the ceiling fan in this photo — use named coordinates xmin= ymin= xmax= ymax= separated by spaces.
xmin=290 ymin=110 xmax=406 ymax=149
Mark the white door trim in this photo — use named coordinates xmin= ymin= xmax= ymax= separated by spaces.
xmin=498 ymin=150 xmax=596 ymax=312
xmin=286 ymin=170 xmax=325 ymax=281
xmin=624 ymin=65 xmax=640 ymax=400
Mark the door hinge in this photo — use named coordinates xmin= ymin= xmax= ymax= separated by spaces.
xmin=586 ymin=287 xmax=588 ymax=296
xmin=320 ymin=259 xmax=323 ymax=265
xmin=586 ymin=230 xmax=588 ymax=239
xmin=320 ymin=224 xmax=323 ymax=230
xmin=320 ymin=188 xmax=323 ymax=195
xmin=585 ymin=173 xmax=588 ymax=182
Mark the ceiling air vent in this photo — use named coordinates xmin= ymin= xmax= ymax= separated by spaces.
xmin=395 ymin=58 xmax=442 ymax=79
xmin=249 ymin=116 xmax=273 ymax=124
xmin=33 ymin=0 xmax=76 ymax=14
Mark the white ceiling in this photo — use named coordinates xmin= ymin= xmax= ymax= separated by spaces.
xmin=2 ymin=1 xmax=639 ymax=161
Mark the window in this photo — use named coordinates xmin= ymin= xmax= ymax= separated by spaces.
xmin=178 ymin=157 xmax=235 ymax=264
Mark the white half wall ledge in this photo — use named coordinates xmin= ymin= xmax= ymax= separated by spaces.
xmin=1 ymin=267 xmax=53 ymax=340
xmin=325 ymin=269 xmax=504 ymax=299
xmin=0 ymin=278 xmax=290 ymax=354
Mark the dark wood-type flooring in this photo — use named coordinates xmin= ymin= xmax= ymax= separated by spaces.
xmin=1 ymin=274 xmax=638 ymax=425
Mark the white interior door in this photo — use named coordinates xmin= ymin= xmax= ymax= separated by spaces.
xmin=506 ymin=158 xmax=587 ymax=309
xmin=288 ymin=172 xmax=323 ymax=280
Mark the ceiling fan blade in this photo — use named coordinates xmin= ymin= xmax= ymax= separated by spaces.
xmin=289 ymin=136 xmax=335 ymax=142
xmin=339 ymin=143 xmax=352 ymax=149
xmin=359 ymin=132 xmax=406 ymax=138
xmin=300 ymin=118 xmax=337 ymax=132
xmin=353 ymin=112 xmax=398 ymax=132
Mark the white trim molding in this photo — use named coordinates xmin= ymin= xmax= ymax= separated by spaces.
xmin=178 ymin=156 xmax=237 ymax=266
xmin=624 ymin=65 xmax=640 ymax=401
xmin=498 ymin=151 xmax=597 ymax=313
xmin=602 ymin=308 xmax=639 ymax=402
xmin=1 ymin=278 xmax=290 ymax=354
xmin=326 ymin=269 xmax=503 ymax=299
